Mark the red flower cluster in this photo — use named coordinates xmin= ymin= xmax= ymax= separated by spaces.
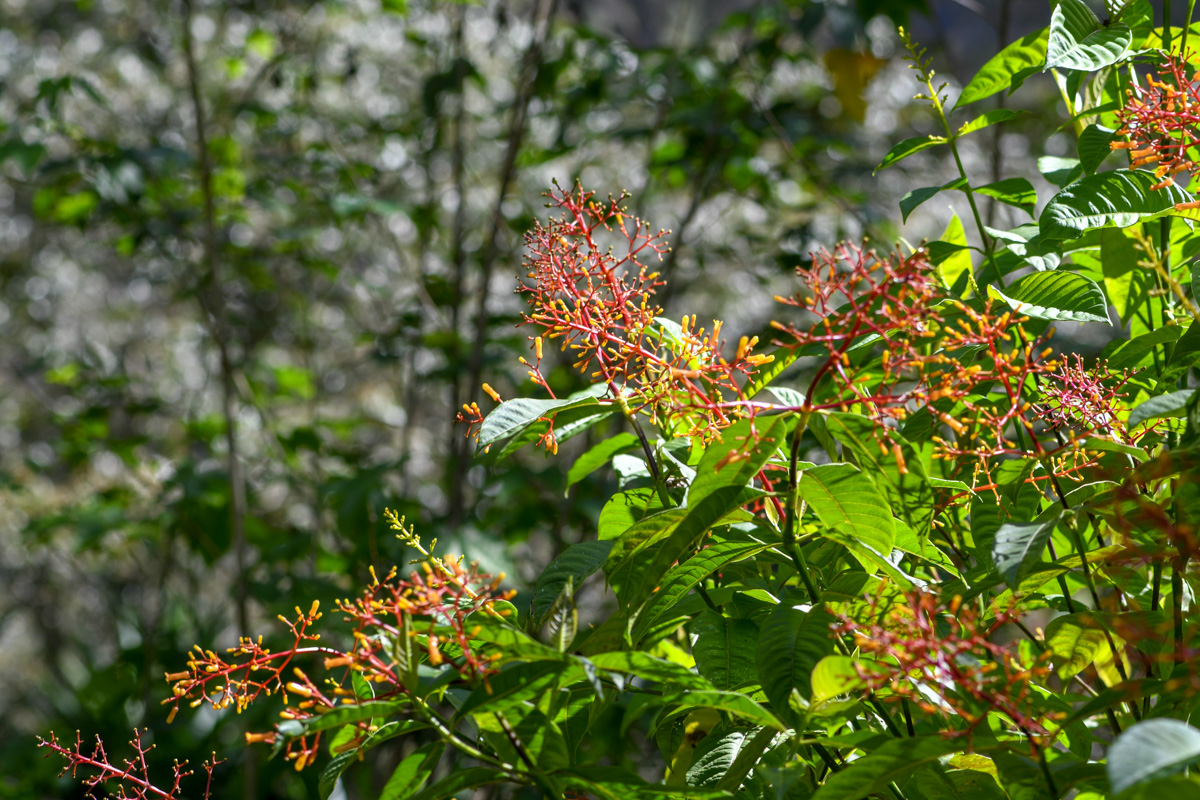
xmin=37 ymin=729 xmax=222 ymax=800
xmin=832 ymin=590 xmax=1054 ymax=743
xmin=461 ymin=182 xmax=773 ymax=446
xmin=772 ymin=243 xmax=1078 ymax=490
xmin=154 ymin=514 xmax=513 ymax=771
xmin=1112 ymin=52 xmax=1200 ymax=191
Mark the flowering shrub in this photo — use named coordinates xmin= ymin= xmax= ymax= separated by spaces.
xmin=42 ymin=3 xmax=1200 ymax=799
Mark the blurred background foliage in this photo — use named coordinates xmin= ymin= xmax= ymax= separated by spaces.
xmin=0 ymin=0 xmax=1076 ymax=797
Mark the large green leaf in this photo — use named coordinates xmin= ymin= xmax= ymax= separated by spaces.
xmin=301 ymin=701 xmax=417 ymax=734
xmin=566 ymin=432 xmax=640 ymax=492
xmin=975 ymin=178 xmax=1037 ymax=214
xmin=532 ymin=540 xmax=613 ymax=625
xmin=586 ymin=651 xmax=714 ymax=690
xmin=1128 ymin=389 xmax=1197 ymax=428
xmin=1078 ymin=124 xmax=1116 ymax=174
xmin=1045 ymin=0 xmax=1132 ymax=71
xmin=686 ymin=728 xmax=753 ymax=787
xmin=1041 ymin=170 xmax=1194 ymax=240
xmin=691 ymin=610 xmax=760 ymax=691
xmin=635 ymin=532 xmax=772 ymax=638
xmin=956 ymin=28 xmax=1048 ymax=108
xmin=991 ymin=510 xmax=1062 ymax=590
xmin=663 ymin=690 xmax=787 ymax=731
xmin=478 ymin=384 xmax=608 ymax=447
xmin=989 ymin=271 xmax=1109 ymax=323
xmin=810 ymin=736 xmax=966 ymax=800
xmin=380 ymin=742 xmax=444 ymax=800
xmin=1108 ymin=719 xmax=1200 ymax=795
xmin=457 ymin=661 xmax=574 ymax=717
xmin=318 ymin=720 xmax=428 ymax=799
xmin=609 ymin=417 xmax=786 ymax=612
xmin=756 ymin=605 xmax=837 ymax=726
xmin=1044 ymin=613 xmax=1111 ymax=680
xmin=796 ymin=463 xmax=895 ymax=560
xmin=409 ymin=768 xmax=510 ymax=800
xmin=559 ymin=767 xmax=731 ymax=800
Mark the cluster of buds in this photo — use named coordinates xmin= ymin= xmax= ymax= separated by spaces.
xmin=37 ymin=729 xmax=221 ymax=799
xmin=832 ymin=590 xmax=1054 ymax=744
xmin=773 ymin=243 xmax=1084 ymax=490
xmin=157 ymin=512 xmax=513 ymax=772
xmin=461 ymin=182 xmax=774 ymax=446
xmin=1112 ymin=52 xmax=1200 ymax=192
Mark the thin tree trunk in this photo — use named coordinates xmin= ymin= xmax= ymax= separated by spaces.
xmin=181 ymin=5 xmax=254 ymax=793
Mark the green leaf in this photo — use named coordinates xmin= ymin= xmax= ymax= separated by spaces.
xmin=756 ymin=605 xmax=837 ymax=726
xmin=586 ymin=651 xmax=714 ymax=690
xmin=975 ymin=178 xmax=1037 ymax=214
xmin=664 ymin=690 xmax=787 ymax=731
xmin=380 ymin=742 xmax=444 ymax=800
xmin=992 ymin=510 xmax=1062 ymax=590
xmin=300 ymin=701 xmax=416 ymax=734
xmin=810 ymin=655 xmax=873 ymax=705
xmin=1044 ymin=613 xmax=1111 ymax=680
xmin=610 ymin=417 xmax=786 ymax=612
xmin=457 ymin=661 xmax=573 ymax=717
xmin=566 ymin=432 xmax=640 ymax=492
xmin=1040 ymin=156 xmax=1084 ymax=188
xmin=560 ymin=767 xmax=731 ymax=800
xmin=686 ymin=727 xmax=752 ymax=787
xmin=532 ymin=540 xmax=613 ymax=625
xmin=744 ymin=345 xmax=800 ymax=399
xmin=1128 ymin=390 xmax=1197 ymax=428
xmin=1105 ymin=327 xmax=1184 ymax=372
xmin=478 ymin=384 xmax=608 ymax=447
xmin=796 ymin=463 xmax=895 ymax=563
xmin=546 ymin=576 xmax=578 ymax=652
xmin=409 ymin=767 xmax=509 ymax=800
xmin=957 ymin=108 xmax=1026 ymax=137
xmin=1041 ymin=170 xmax=1195 ymax=240
xmin=875 ymin=136 xmax=947 ymax=173
xmin=1108 ymin=719 xmax=1200 ymax=795
xmin=317 ymin=720 xmax=426 ymax=799
xmin=900 ymin=184 xmax=950 ymax=223
xmin=956 ymin=28 xmax=1048 ymax=108
xmin=1045 ymin=0 xmax=1132 ymax=71
xmin=635 ymin=533 xmax=772 ymax=638
xmin=988 ymin=271 xmax=1109 ymax=323
xmin=1078 ymin=124 xmax=1117 ymax=174
xmin=810 ymin=735 xmax=966 ymax=800
xmin=937 ymin=214 xmax=974 ymax=294
xmin=691 ymin=610 xmax=760 ymax=690
xmin=714 ymin=726 xmax=779 ymax=792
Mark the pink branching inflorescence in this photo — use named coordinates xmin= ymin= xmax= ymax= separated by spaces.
xmin=1113 ymin=52 xmax=1200 ymax=192
xmin=1036 ymin=354 xmax=1140 ymax=443
xmin=460 ymin=181 xmax=773 ymax=446
xmin=832 ymin=590 xmax=1054 ymax=744
xmin=37 ymin=729 xmax=222 ymax=800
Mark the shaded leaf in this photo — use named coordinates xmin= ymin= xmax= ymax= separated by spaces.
xmin=1108 ymin=719 xmax=1200 ymax=795
xmin=1128 ymin=389 xmax=1197 ymax=428
xmin=992 ymin=510 xmax=1062 ymax=590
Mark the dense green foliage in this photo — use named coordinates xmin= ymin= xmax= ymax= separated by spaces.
xmin=12 ymin=0 xmax=1200 ymax=799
